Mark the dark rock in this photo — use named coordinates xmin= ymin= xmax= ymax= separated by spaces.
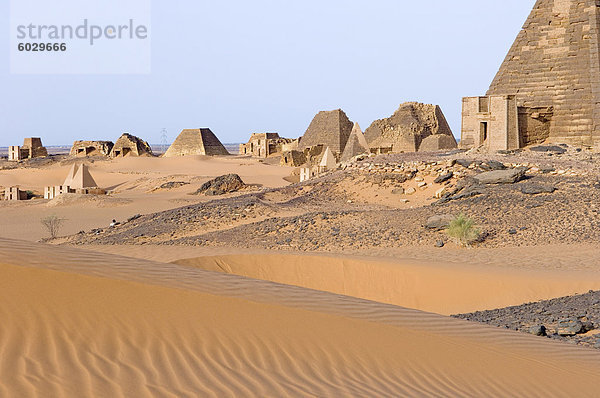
xmin=425 ymin=214 xmax=455 ymax=230
xmin=529 ymin=325 xmax=547 ymax=336
xmin=508 ymin=229 xmax=517 ymax=235
xmin=435 ymin=240 xmax=445 ymax=248
xmin=529 ymin=145 xmax=567 ymax=155
xmin=159 ymin=181 xmax=189 ymax=190
xmin=481 ymin=160 xmax=506 ymax=171
xmin=434 ymin=172 xmax=453 ymax=184
xmin=194 ymin=174 xmax=246 ymax=196
xmin=539 ymin=166 xmax=556 ymax=174
xmin=455 ymin=159 xmax=473 ymax=168
xmin=520 ymin=184 xmax=557 ymax=195
xmin=474 ymin=169 xmax=526 ymax=184
xmin=391 ymin=188 xmax=405 ymax=195
xmin=557 ymin=319 xmax=584 ymax=336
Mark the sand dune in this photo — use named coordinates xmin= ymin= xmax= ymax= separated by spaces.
xmin=1 ymin=238 xmax=600 ymax=396
xmin=173 ymin=253 xmax=600 ymax=315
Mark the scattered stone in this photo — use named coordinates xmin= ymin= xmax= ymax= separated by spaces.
xmin=482 ymin=160 xmax=507 ymax=171
xmin=508 ymin=229 xmax=517 ymax=235
xmin=425 ymin=214 xmax=455 ymax=230
xmin=417 ymin=181 xmax=428 ymax=189
xmin=435 ymin=240 xmax=445 ymax=248
xmin=405 ymin=187 xmax=416 ymax=195
xmin=530 ymin=145 xmax=567 ymax=155
xmin=474 ymin=169 xmax=526 ymax=184
xmin=391 ymin=188 xmax=405 ymax=195
xmin=434 ymin=172 xmax=453 ymax=184
xmin=529 ymin=325 xmax=547 ymax=337
xmin=557 ymin=319 xmax=584 ymax=336
xmin=194 ymin=174 xmax=246 ymax=196
xmin=520 ymin=184 xmax=557 ymax=195
xmin=455 ymin=159 xmax=473 ymax=168
xmin=434 ymin=187 xmax=447 ymax=199
xmin=158 ymin=181 xmax=189 ymax=190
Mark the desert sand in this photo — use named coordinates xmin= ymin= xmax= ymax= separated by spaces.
xmin=2 ymin=152 xmax=600 ymax=396
xmin=0 ymin=155 xmax=290 ymax=241
xmin=1 ymin=238 xmax=600 ymax=397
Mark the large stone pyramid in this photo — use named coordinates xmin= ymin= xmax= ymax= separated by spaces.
xmin=299 ymin=109 xmax=353 ymax=154
xmin=164 ymin=129 xmax=230 ymax=157
xmin=487 ymin=0 xmax=600 ymax=146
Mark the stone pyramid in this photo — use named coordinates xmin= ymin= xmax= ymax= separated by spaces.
xmin=164 ymin=129 xmax=230 ymax=157
xmin=341 ymin=123 xmax=370 ymax=161
xmin=319 ymin=147 xmax=337 ymax=170
xmin=487 ymin=0 xmax=600 ymax=146
xmin=299 ymin=109 xmax=353 ymax=154
xmin=63 ymin=164 xmax=97 ymax=189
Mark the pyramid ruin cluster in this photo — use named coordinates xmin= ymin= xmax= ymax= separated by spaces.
xmin=44 ymin=164 xmax=104 ymax=200
xmin=461 ymin=0 xmax=600 ymax=151
xmin=8 ymin=138 xmax=48 ymax=161
xmin=276 ymin=103 xmax=457 ymax=181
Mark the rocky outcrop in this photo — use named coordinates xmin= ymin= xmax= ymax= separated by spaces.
xmin=194 ymin=174 xmax=246 ymax=196
xmin=365 ymin=102 xmax=457 ymax=153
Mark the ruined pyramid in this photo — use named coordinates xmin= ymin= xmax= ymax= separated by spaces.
xmin=63 ymin=164 xmax=97 ymax=189
xmin=299 ymin=109 xmax=353 ymax=154
xmin=487 ymin=0 xmax=600 ymax=146
xmin=164 ymin=129 xmax=230 ymax=157
xmin=340 ymin=123 xmax=370 ymax=161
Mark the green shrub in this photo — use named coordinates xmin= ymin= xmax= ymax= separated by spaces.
xmin=446 ymin=214 xmax=480 ymax=247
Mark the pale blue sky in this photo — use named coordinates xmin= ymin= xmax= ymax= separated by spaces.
xmin=1 ymin=1 xmax=536 ymax=146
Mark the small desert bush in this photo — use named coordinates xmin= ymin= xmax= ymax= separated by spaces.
xmin=446 ymin=213 xmax=480 ymax=247
xmin=41 ymin=215 xmax=65 ymax=239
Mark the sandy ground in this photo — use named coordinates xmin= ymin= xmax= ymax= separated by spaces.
xmin=0 ymin=155 xmax=290 ymax=241
xmin=1 ymin=238 xmax=600 ymax=397
xmin=84 ymin=244 xmax=600 ymax=315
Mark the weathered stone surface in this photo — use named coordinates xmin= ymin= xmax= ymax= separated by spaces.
xmin=425 ymin=214 xmax=455 ymax=230
xmin=474 ymin=169 xmax=525 ymax=185
xmin=434 ymin=172 xmax=453 ymax=184
xmin=487 ymin=0 xmax=600 ymax=146
xmin=194 ymin=174 xmax=245 ymax=196
xmin=165 ymin=129 xmax=229 ymax=157
xmin=520 ymin=184 xmax=557 ymax=195
xmin=529 ymin=325 xmax=547 ymax=337
xmin=530 ymin=146 xmax=567 ymax=155
xmin=70 ymin=141 xmax=114 ymax=157
xmin=111 ymin=134 xmax=153 ymax=158
xmin=365 ymin=102 xmax=456 ymax=153
xmin=557 ymin=319 xmax=584 ymax=336
xmin=299 ymin=109 xmax=353 ymax=154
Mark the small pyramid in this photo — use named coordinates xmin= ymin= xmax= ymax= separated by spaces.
xmin=62 ymin=164 xmax=79 ymax=187
xmin=164 ymin=129 xmax=230 ymax=157
xmin=319 ymin=147 xmax=337 ymax=170
xmin=63 ymin=164 xmax=97 ymax=189
xmin=340 ymin=123 xmax=369 ymax=161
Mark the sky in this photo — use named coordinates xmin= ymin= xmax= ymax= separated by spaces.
xmin=0 ymin=0 xmax=537 ymax=146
